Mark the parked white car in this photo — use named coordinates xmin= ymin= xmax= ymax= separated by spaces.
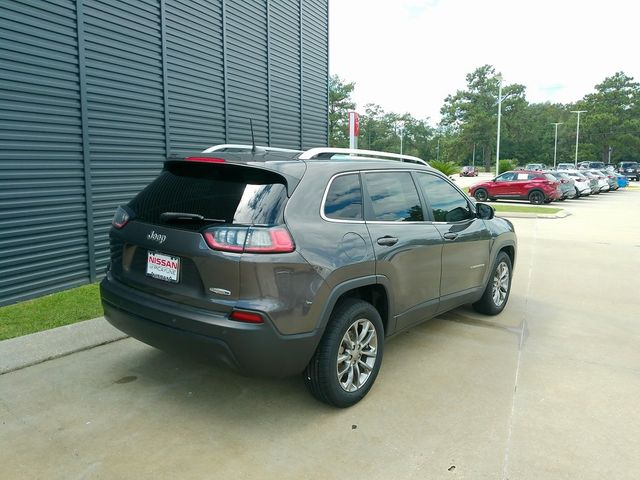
xmin=564 ymin=170 xmax=592 ymax=197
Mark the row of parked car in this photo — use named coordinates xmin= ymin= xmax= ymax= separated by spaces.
xmin=468 ymin=164 xmax=633 ymax=205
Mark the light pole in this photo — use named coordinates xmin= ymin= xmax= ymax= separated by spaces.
xmin=472 ymin=143 xmax=476 ymax=168
xmin=395 ymin=121 xmax=405 ymax=155
xmin=551 ymin=122 xmax=563 ymax=168
xmin=571 ymin=110 xmax=587 ymax=167
xmin=495 ymin=75 xmax=503 ymax=177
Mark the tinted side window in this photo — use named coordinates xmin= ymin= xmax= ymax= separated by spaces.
xmin=496 ymin=172 xmax=516 ymax=181
xmin=364 ymin=172 xmax=424 ymax=222
xmin=416 ymin=173 xmax=473 ymax=222
xmin=324 ymin=173 xmax=363 ymax=220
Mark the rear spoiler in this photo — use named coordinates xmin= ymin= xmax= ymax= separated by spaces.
xmin=164 ymin=156 xmax=305 ymax=197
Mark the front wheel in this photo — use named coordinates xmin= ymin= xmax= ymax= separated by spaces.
xmin=473 ymin=252 xmax=513 ymax=315
xmin=304 ymin=299 xmax=384 ymax=408
xmin=474 ymin=188 xmax=488 ymax=202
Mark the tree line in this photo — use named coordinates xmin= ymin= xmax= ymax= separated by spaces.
xmin=329 ymin=66 xmax=640 ymax=170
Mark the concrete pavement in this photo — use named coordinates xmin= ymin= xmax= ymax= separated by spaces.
xmin=1 ymin=188 xmax=639 ymax=479
xmin=0 ymin=316 xmax=126 ymax=375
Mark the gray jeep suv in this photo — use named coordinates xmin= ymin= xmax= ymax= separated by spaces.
xmin=101 ymin=145 xmax=517 ymax=407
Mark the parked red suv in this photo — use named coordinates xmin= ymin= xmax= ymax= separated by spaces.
xmin=469 ymin=170 xmax=562 ymax=204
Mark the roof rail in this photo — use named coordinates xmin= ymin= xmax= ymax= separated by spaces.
xmin=202 ymin=144 xmax=302 ymax=154
xmin=298 ymin=147 xmax=429 ymax=166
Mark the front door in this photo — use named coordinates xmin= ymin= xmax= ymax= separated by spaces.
xmin=414 ymin=172 xmax=492 ymax=306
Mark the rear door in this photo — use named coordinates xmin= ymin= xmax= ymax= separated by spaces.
xmin=414 ymin=172 xmax=492 ymax=310
xmin=362 ymin=170 xmax=443 ymax=330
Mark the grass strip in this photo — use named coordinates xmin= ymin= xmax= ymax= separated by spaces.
xmin=0 ymin=283 xmax=103 ymax=341
xmin=491 ymin=204 xmax=562 ymax=214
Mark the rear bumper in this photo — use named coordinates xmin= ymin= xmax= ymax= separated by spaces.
xmin=100 ymin=276 xmax=320 ymax=377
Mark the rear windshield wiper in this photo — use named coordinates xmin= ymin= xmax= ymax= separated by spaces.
xmin=160 ymin=212 xmax=226 ymax=223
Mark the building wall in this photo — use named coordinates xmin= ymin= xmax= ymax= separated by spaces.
xmin=0 ymin=0 xmax=329 ymax=306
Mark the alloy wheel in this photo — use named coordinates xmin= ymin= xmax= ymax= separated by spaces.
xmin=492 ymin=261 xmax=510 ymax=307
xmin=336 ymin=319 xmax=378 ymax=392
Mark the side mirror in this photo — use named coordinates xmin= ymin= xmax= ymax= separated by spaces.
xmin=476 ymin=203 xmax=495 ymax=220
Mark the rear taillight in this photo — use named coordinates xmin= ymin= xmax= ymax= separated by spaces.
xmin=185 ymin=156 xmax=225 ymax=163
xmin=112 ymin=206 xmax=130 ymax=229
xmin=229 ymin=310 xmax=264 ymax=324
xmin=203 ymin=226 xmax=295 ymax=253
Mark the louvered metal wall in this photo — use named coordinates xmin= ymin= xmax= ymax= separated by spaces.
xmin=165 ymin=0 xmax=225 ymax=151
xmin=270 ymin=0 xmax=301 ymax=149
xmin=0 ymin=0 xmax=91 ymax=305
xmin=0 ymin=0 xmax=328 ymax=306
xmin=301 ymin=0 xmax=328 ymax=148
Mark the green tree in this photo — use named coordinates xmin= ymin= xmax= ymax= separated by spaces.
xmin=576 ymin=72 xmax=640 ymax=162
xmin=440 ymin=65 xmax=527 ymax=168
xmin=357 ymin=104 xmax=434 ymax=159
xmin=329 ymin=75 xmax=356 ymax=147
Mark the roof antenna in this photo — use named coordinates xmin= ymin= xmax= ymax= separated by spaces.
xmin=249 ymin=118 xmax=256 ymax=153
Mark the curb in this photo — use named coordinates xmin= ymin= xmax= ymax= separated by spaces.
xmin=0 ymin=317 xmax=128 ymax=375
xmin=496 ymin=209 xmax=570 ymax=219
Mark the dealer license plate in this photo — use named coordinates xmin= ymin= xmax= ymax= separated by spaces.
xmin=146 ymin=251 xmax=180 ymax=283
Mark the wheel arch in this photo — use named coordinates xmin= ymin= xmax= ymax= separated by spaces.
xmin=315 ymin=276 xmax=393 ymax=336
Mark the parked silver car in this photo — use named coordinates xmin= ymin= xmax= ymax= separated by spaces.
xmin=588 ymin=170 xmax=610 ymax=192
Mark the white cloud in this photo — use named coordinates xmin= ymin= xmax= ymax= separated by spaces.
xmin=330 ymin=0 xmax=640 ymax=124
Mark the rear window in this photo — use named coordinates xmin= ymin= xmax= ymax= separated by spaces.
xmin=324 ymin=173 xmax=363 ymax=221
xmin=544 ymin=174 xmax=557 ymax=181
xmin=129 ymin=162 xmax=288 ymax=229
xmin=364 ymin=171 xmax=424 ymax=222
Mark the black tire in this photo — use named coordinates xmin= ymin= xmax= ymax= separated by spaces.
xmin=472 ymin=251 xmax=513 ymax=315
xmin=474 ymin=188 xmax=488 ymax=202
xmin=304 ymin=299 xmax=384 ymax=408
xmin=574 ymin=187 xmax=580 ymax=199
xmin=528 ymin=190 xmax=544 ymax=205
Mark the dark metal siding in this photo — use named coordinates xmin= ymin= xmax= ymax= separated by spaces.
xmin=269 ymin=0 xmax=301 ymax=149
xmin=165 ymin=0 xmax=225 ymax=151
xmin=301 ymin=0 xmax=328 ymax=148
xmin=0 ymin=0 xmax=91 ymax=304
xmin=225 ymin=0 xmax=269 ymax=145
xmin=83 ymin=0 xmax=166 ymax=275
xmin=0 ymin=0 xmax=328 ymax=306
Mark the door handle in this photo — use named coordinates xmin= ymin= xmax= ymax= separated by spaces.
xmin=443 ymin=232 xmax=458 ymax=241
xmin=377 ymin=236 xmax=399 ymax=246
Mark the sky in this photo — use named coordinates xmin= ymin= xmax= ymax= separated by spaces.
xmin=329 ymin=0 xmax=640 ymax=125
